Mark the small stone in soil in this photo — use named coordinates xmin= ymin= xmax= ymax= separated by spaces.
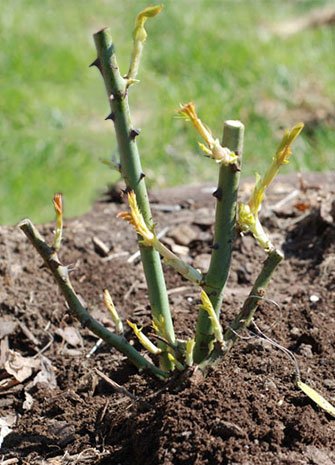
xmin=169 ymin=224 xmax=198 ymax=245
xmin=192 ymin=253 xmax=211 ymax=272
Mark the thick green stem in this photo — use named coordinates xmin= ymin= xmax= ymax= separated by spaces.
xmin=198 ymin=248 xmax=283 ymax=372
xmin=194 ymin=121 xmax=244 ymax=364
xmin=93 ymin=28 xmax=175 ymax=368
xmin=19 ymin=219 xmax=167 ymax=380
xmin=223 ymin=248 xmax=283 ymax=348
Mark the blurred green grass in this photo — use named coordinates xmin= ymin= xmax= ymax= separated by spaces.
xmin=1 ymin=0 xmax=334 ymax=224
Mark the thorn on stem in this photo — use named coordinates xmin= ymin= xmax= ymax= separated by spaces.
xmin=209 ymin=290 xmax=218 ymax=298
xmin=130 ymin=128 xmax=141 ymax=140
xmin=81 ymin=316 xmax=90 ymax=329
xmin=122 ymin=186 xmax=133 ymax=195
xmin=231 ymin=162 xmax=241 ymax=173
xmin=139 ymin=172 xmax=146 ymax=181
xmin=105 ymin=112 xmax=115 ymax=121
xmin=212 ymin=188 xmax=223 ymax=200
xmin=89 ymin=58 xmax=101 ymax=71
xmin=210 ymin=243 xmax=220 ymax=250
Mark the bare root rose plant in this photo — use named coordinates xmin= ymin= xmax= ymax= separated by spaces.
xmin=18 ymin=6 xmax=335 ymax=417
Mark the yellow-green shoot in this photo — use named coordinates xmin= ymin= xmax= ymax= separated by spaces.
xmin=237 ymin=123 xmax=304 ymax=251
xmin=52 ymin=193 xmax=63 ymax=252
xmin=126 ymin=5 xmax=163 ymax=86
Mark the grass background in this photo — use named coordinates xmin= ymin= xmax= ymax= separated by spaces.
xmin=1 ymin=0 xmax=334 ymax=224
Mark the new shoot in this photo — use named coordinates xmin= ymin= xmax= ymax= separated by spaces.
xmin=237 ymin=123 xmax=304 ymax=251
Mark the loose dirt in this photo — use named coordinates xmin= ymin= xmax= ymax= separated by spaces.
xmin=0 ymin=173 xmax=334 ymax=465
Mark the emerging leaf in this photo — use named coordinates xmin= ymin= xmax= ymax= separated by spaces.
xmin=126 ymin=5 xmax=163 ymax=84
xmin=167 ymin=353 xmax=184 ymax=371
xmin=53 ymin=193 xmax=63 ymax=216
xmin=127 ymin=320 xmax=161 ymax=355
xmin=185 ymin=339 xmax=195 ymax=367
xmin=297 ymin=380 xmax=335 ymax=418
xmin=248 ymin=123 xmax=304 ymax=216
xmin=152 ymin=314 xmax=170 ymax=342
xmin=276 ymin=123 xmax=304 ymax=166
xmin=200 ymin=290 xmax=223 ymax=344
xmin=238 ymin=123 xmax=303 ymax=252
xmin=119 ymin=193 xmax=203 ymax=284
xmin=237 ymin=203 xmax=273 ymax=252
xmin=52 ymin=193 xmax=63 ymax=251
xmin=178 ymin=102 xmax=237 ymax=165
xmin=133 ymin=5 xmax=163 ymax=42
xmin=103 ymin=289 xmax=124 ymax=334
xmin=117 ymin=191 xmax=154 ymax=246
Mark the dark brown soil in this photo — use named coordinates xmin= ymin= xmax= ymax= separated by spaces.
xmin=1 ymin=173 xmax=334 ymax=465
